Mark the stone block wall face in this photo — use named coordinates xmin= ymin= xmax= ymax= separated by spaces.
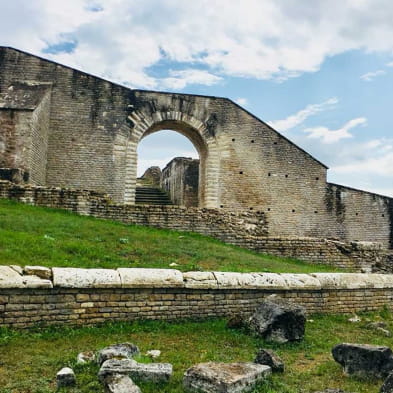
xmin=324 ymin=184 xmax=393 ymax=248
xmin=3 ymin=287 xmax=393 ymax=329
xmin=0 ymin=110 xmax=32 ymax=174
xmin=2 ymin=267 xmax=393 ymax=329
xmin=28 ymin=92 xmax=51 ymax=185
xmin=161 ymin=157 xmax=199 ymax=207
xmin=0 ymin=47 xmax=392 ymax=246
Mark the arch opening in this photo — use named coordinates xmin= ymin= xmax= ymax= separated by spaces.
xmin=135 ymin=120 xmax=208 ymax=207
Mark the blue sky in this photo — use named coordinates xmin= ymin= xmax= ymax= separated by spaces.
xmin=1 ymin=0 xmax=392 ymax=196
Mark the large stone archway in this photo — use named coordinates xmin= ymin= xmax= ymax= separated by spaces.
xmin=123 ymin=109 xmax=220 ymax=208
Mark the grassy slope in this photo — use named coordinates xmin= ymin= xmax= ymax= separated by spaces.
xmin=0 ymin=199 xmax=340 ymax=273
xmin=0 ymin=311 xmax=392 ymax=393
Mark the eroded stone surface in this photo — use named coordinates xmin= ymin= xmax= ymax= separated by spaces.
xmin=332 ymin=343 xmax=393 ymax=378
xmin=103 ymin=374 xmax=142 ymax=393
xmin=0 ymin=266 xmax=52 ymax=288
xmin=56 ymin=367 xmax=76 ymax=388
xmin=52 ymin=268 xmax=121 ymax=288
xmin=99 ymin=359 xmax=173 ymax=383
xmin=98 ymin=343 xmax=139 ymax=366
xmin=183 ymin=271 xmax=218 ymax=289
xmin=24 ymin=265 xmax=52 ymax=280
xmin=248 ymin=296 xmax=306 ymax=343
xmin=118 ymin=268 xmax=184 ymax=288
xmin=183 ymin=362 xmax=271 ymax=393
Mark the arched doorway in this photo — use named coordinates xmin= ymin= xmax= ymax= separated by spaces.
xmin=123 ymin=113 xmax=220 ymax=208
xmin=137 ymin=129 xmax=200 ymax=207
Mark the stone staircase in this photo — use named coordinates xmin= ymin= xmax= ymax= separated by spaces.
xmin=135 ymin=187 xmax=173 ymax=205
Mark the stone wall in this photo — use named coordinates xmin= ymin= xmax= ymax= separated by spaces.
xmin=1 ymin=266 xmax=393 ymax=329
xmin=161 ymin=157 xmax=199 ymax=207
xmin=0 ymin=47 xmax=392 ymax=247
xmin=2 ymin=181 xmax=393 ymax=272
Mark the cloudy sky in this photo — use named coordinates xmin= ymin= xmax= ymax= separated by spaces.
xmin=1 ymin=0 xmax=393 ymax=196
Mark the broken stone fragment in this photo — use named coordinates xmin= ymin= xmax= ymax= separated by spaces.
xmin=24 ymin=265 xmax=52 ymax=280
xmin=77 ymin=350 xmax=96 ymax=364
xmin=103 ymin=374 xmax=142 ymax=393
xmin=146 ymin=349 xmax=161 ymax=359
xmin=254 ymin=348 xmax=284 ymax=372
xmin=56 ymin=367 xmax=76 ymax=388
xmin=183 ymin=362 xmax=271 ymax=393
xmin=332 ymin=343 xmax=393 ymax=378
xmin=97 ymin=343 xmax=139 ymax=366
xmin=248 ymin=295 xmax=306 ymax=343
xmin=98 ymin=358 xmax=173 ymax=383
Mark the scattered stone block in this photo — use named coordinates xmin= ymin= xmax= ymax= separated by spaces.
xmin=99 ymin=358 xmax=173 ymax=383
xmin=98 ymin=343 xmax=139 ymax=365
xmin=146 ymin=349 xmax=161 ymax=359
xmin=24 ymin=265 xmax=52 ymax=280
xmin=227 ymin=315 xmax=246 ymax=330
xmin=183 ymin=362 xmax=271 ymax=393
xmin=332 ymin=343 xmax=393 ymax=378
xmin=254 ymin=348 xmax=284 ymax=372
xmin=77 ymin=350 xmax=96 ymax=364
xmin=381 ymin=371 xmax=393 ymax=393
xmin=56 ymin=367 xmax=76 ymax=388
xmin=103 ymin=374 xmax=141 ymax=393
xmin=248 ymin=295 xmax=306 ymax=343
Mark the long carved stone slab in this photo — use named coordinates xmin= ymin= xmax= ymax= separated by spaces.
xmin=52 ymin=268 xmax=121 ymax=288
xmin=118 ymin=268 xmax=184 ymax=288
xmin=99 ymin=359 xmax=173 ymax=383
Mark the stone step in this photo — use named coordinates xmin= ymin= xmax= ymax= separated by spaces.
xmin=135 ymin=187 xmax=173 ymax=205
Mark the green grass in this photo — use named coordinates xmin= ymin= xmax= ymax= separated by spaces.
xmin=0 ymin=311 xmax=392 ymax=393
xmin=0 ymin=199 xmax=340 ymax=273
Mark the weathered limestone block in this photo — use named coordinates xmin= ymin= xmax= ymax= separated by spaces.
xmin=254 ymin=348 xmax=284 ymax=372
xmin=24 ymin=265 xmax=52 ymax=280
xmin=183 ymin=271 xmax=218 ymax=289
xmin=103 ymin=374 xmax=142 ymax=393
xmin=183 ymin=362 xmax=271 ymax=393
xmin=279 ymin=273 xmax=321 ymax=290
xmin=312 ymin=273 xmax=393 ymax=289
xmin=214 ymin=272 xmax=286 ymax=289
xmin=0 ymin=266 xmax=52 ymax=288
xmin=52 ymin=268 xmax=121 ymax=288
xmin=99 ymin=359 xmax=173 ymax=383
xmin=332 ymin=343 xmax=393 ymax=378
xmin=98 ymin=343 xmax=139 ymax=366
xmin=381 ymin=372 xmax=393 ymax=393
xmin=56 ymin=367 xmax=76 ymax=388
xmin=248 ymin=296 xmax=306 ymax=343
xmin=118 ymin=268 xmax=183 ymax=288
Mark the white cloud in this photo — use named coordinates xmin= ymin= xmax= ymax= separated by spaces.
xmin=386 ymin=61 xmax=393 ymax=67
xmin=235 ymin=98 xmax=248 ymax=106
xmin=161 ymin=69 xmax=222 ymax=90
xmin=4 ymin=1 xmax=393 ymax=88
xmin=269 ymin=97 xmax=338 ymax=132
xmin=360 ymin=70 xmax=386 ymax=81
xmin=304 ymin=117 xmax=367 ymax=144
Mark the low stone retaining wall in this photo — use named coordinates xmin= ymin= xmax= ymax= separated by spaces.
xmin=2 ymin=266 xmax=393 ymax=329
